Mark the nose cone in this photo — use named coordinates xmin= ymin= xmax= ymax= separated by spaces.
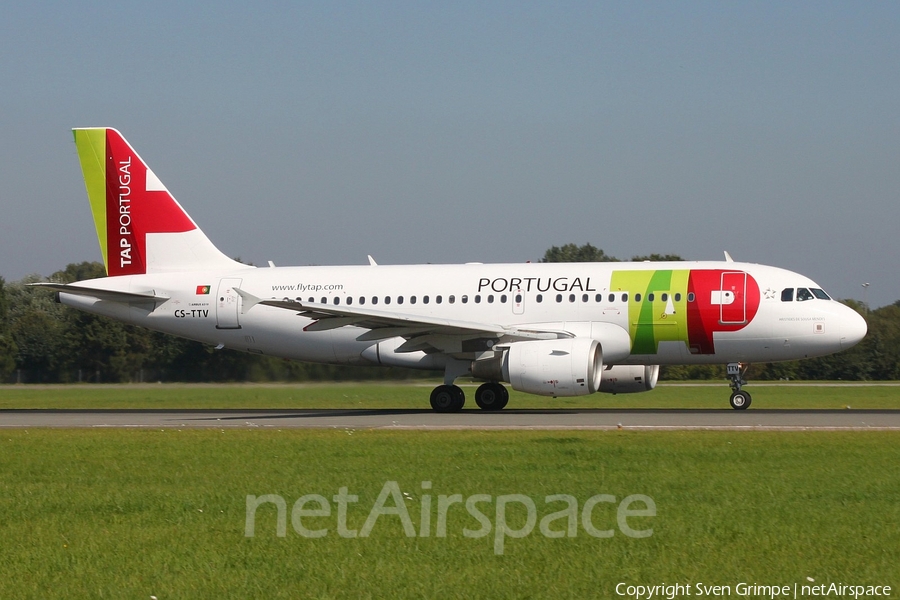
xmin=840 ymin=306 xmax=868 ymax=350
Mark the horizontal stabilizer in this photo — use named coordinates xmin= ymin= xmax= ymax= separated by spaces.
xmin=28 ymin=282 xmax=169 ymax=305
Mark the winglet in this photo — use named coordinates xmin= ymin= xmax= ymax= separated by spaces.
xmin=724 ymin=251 xmax=735 ymax=263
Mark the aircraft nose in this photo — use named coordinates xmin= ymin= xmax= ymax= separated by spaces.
xmin=839 ymin=306 xmax=868 ymax=350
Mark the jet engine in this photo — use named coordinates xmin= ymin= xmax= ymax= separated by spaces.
xmin=471 ymin=338 xmax=602 ymax=397
xmin=597 ymin=364 xmax=659 ymax=394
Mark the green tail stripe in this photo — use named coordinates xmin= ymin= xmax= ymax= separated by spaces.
xmin=73 ymin=129 xmax=108 ymax=274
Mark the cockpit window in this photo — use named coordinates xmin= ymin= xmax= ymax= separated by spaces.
xmin=783 ymin=287 xmax=830 ymax=302
xmin=796 ymin=288 xmax=814 ymax=302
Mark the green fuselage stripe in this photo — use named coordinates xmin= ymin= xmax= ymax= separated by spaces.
xmin=611 ymin=269 xmax=690 ymax=354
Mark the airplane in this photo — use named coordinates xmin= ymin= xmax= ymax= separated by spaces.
xmin=32 ymin=128 xmax=868 ymax=411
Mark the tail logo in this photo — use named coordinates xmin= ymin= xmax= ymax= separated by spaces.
xmin=74 ymin=128 xmax=197 ymax=276
xmin=116 ymin=156 xmax=134 ymax=269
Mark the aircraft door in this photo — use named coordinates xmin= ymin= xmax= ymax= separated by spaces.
xmin=718 ymin=272 xmax=747 ymax=324
xmin=216 ymin=278 xmax=243 ymax=329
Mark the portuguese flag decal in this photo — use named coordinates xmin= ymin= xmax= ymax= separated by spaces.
xmin=196 ymin=285 xmax=211 ymax=295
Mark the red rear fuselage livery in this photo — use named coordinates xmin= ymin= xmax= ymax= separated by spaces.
xmin=35 ymin=128 xmax=867 ymax=411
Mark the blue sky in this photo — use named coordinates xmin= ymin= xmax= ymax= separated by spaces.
xmin=2 ymin=1 xmax=898 ymax=307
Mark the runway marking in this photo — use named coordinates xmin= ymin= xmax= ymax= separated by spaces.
xmin=3 ymin=409 xmax=899 ymax=430
xmin=379 ymin=425 xmax=900 ymax=431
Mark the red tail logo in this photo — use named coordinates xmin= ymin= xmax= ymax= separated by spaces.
xmin=104 ymin=131 xmax=196 ymax=275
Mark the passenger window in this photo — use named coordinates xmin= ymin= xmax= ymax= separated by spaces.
xmin=687 ymin=293 xmax=694 ymax=302
xmin=397 ymin=296 xmax=404 ymax=305
xmin=385 ymin=297 xmax=391 ymax=305
xmin=569 ymin=294 xmax=576 ymax=303
xmin=475 ymin=295 xmax=482 ymax=304
xmin=556 ymin=294 xmax=563 ymax=303
xmin=359 ymin=297 xmax=365 ymax=305
xmin=536 ymin=294 xmax=543 ymax=303
xmin=423 ymin=296 xmax=429 ymax=304
xmin=333 ymin=297 xmax=340 ymax=305
xmin=410 ymin=296 xmax=416 ymax=304
xmin=501 ymin=294 xmax=508 ymax=303
xmin=436 ymin=295 xmax=443 ymax=304
xmin=622 ymin=293 xmax=628 ymax=302
xmin=320 ymin=297 xmax=327 ymax=304
xmin=674 ymin=293 xmax=681 ymax=302
xmin=661 ymin=293 xmax=668 ymax=301
xmin=607 ymin=294 xmax=614 ymax=303
xmin=308 ymin=297 xmax=314 ymax=303
xmin=372 ymin=297 xmax=378 ymax=305
xmin=487 ymin=295 xmax=494 ymax=303
xmin=513 ymin=294 xmax=520 ymax=303
xmin=781 ymin=289 xmax=794 ymax=302
xmin=797 ymin=288 xmax=814 ymax=302
xmin=582 ymin=294 xmax=589 ymax=302
xmin=461 ymin=295 xmax=467 ymax=304
xmin=346 ymin=297 xmax=352 ymax=305
xmin=648 ymin=293 xmax=655 ymax=302
xmin=635 ymin=293 xmax=642 ymax=302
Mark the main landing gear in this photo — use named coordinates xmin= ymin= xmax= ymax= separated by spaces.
xmin=430 ymin=385 xmax=465 ymax=412
xmin=429 ymin=382 xmax=510 ymax=412
xmin=474 ymin=382 xmax=509 ymax=411
xmin=727 ymin=362 xmax=751 ymax=410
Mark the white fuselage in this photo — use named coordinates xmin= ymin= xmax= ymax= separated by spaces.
xmin=58 ymin=260 xmax=868 ymax=372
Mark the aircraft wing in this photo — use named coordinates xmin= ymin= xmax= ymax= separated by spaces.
xmin=235 ymin=289 xmax=570 ymax=354
xmin=28 ymin=282 xmax=170 ymax=305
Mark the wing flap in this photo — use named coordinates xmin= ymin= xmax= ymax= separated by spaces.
xmin=234 ymin=287 xmax=575 ymax=355
xmin=236 ymin=288 xmax=506 ymax=335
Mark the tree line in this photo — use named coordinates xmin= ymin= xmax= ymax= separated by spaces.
xmin=0 ymin=246 xmax=895 ymax=384
xmin=1 ymin=262 xmax=424 ymax=384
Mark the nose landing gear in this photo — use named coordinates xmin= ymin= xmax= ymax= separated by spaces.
xmin=727 ymin=363 xmax=751 ymax=410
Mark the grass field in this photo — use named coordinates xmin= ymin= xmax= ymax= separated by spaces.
xmin=1 ymin=429 xmax=898 ymax=599
xmin=1 ymin=384 xmax=898 ymax=598
xmin=1 ymin=380 xmax=900 ymax=410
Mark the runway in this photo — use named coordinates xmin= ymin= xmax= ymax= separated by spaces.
xmin=2 ymin=408 xmax=900 ymax=430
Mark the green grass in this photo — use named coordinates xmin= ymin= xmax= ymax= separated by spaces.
xmin=1 ymin=381 xmax=899 ymax=409
xmin=0 ymin=430 xmax=897 ymax=598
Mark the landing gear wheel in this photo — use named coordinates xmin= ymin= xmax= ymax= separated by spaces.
xmin=729 ymin=390 xmax=752 ymax=410
xmin=431 ymin=384 xmax=465 ymax=412
xmin=475 ymin=382 xmax=509 ymax=411
xmin=726 ymin=362 xmax=752 ymax=410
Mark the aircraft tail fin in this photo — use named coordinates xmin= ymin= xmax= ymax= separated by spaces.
xmin=73 ymin=128 xmax=246 ymax=276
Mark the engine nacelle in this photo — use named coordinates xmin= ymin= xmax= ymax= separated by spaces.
xmin=597 ymin=364 xmax=659 ymax=394
xmin=472 ymin=337 xmax=603 ymax=397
